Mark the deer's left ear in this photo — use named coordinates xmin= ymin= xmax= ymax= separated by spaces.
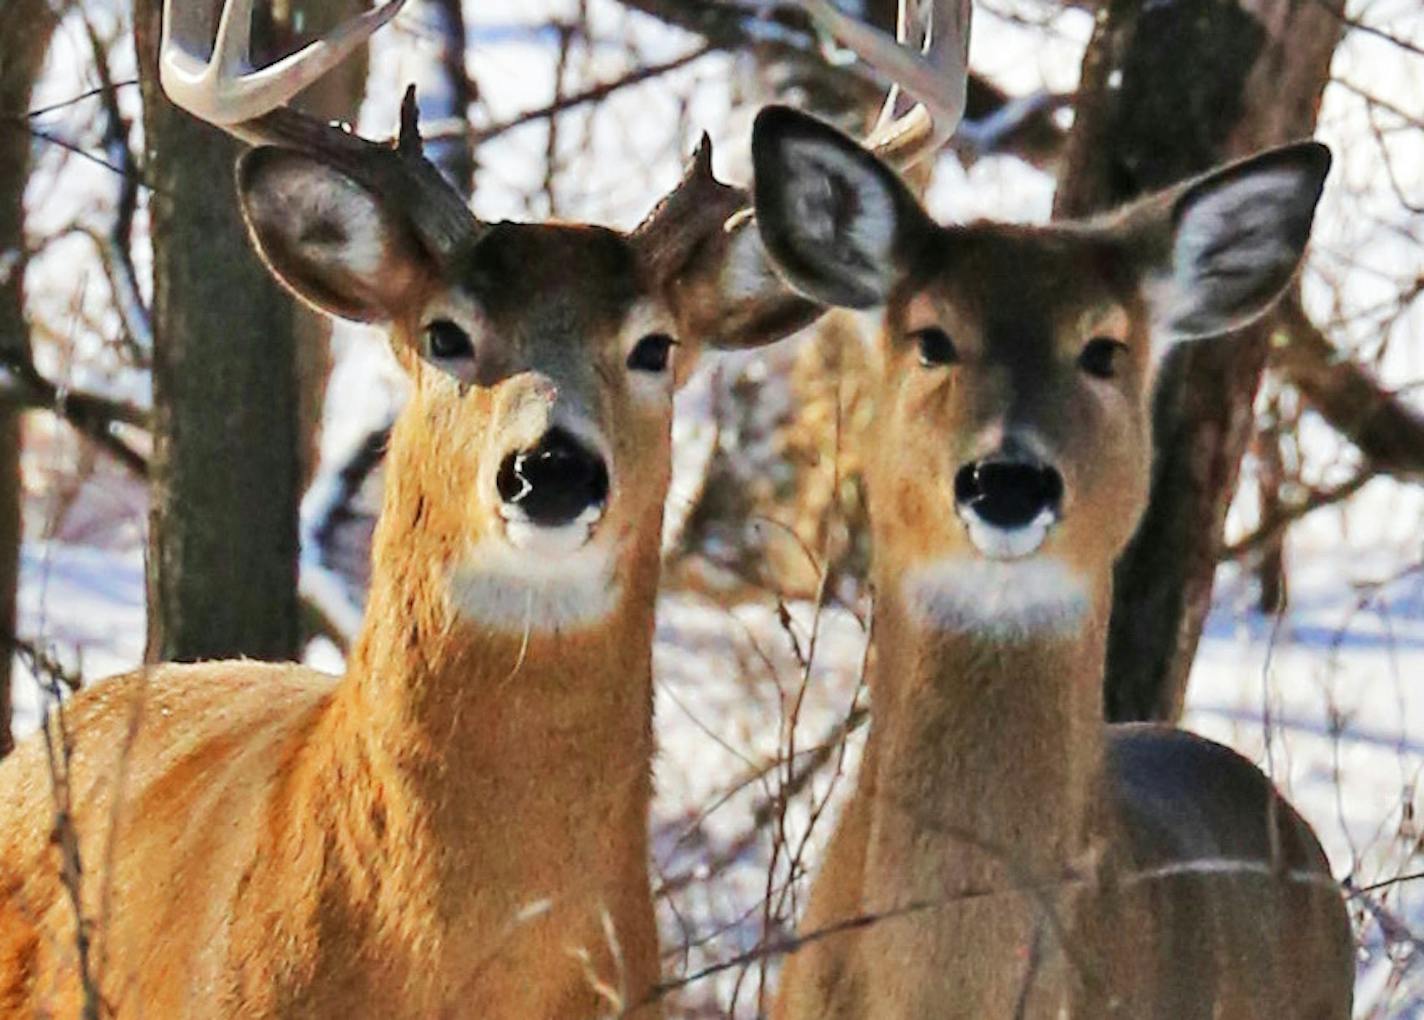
xmin=1133 ymin=142 xmax=1331 ymax=341
xmin=635 ymin=131 xmax=826 ymax=354
xmin=751 ymin=105 xmax=934 ymax=310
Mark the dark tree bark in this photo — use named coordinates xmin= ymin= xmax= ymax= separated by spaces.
xmin=1054 ymin=0 xmax=1344 ymax=722
xmin=0 ymin=0 xmax=59 ymax=759
xmin=134 ymin=1 xmax=303 ymax=663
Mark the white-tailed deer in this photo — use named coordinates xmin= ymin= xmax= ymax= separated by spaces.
xmin=0 ymin=2 xmax=816 ymax=1016
xmin=752 ymin=5 xmax=1354 ymax=1017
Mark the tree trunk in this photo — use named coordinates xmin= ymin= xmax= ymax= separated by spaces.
xmin=0 ymin=0 xmax=59 ymax=758
xmin=135 ymin=0 xmax=305 ymax=663
xmin=1054 ymin=0 xmax=1344 ymax=722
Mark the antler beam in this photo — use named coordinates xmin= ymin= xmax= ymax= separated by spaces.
xmin=795 ymin=0 xmax=972 ymax=167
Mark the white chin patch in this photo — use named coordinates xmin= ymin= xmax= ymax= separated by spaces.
xmin=448 ymin=507 xmax=618 ymax=632
xmin=959 ymin=508 xmax=1057 ymax=560
xmin=501 ymin=504 xmax=604 ymax=557
xmin=901 ymin=556 xmax=1090 ymax=637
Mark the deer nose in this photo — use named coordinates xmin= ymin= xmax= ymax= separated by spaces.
xmin=954 ymin=459 xmax=1063 ymax=530
xmin=496 ymin=428 xmax=610 ymax=528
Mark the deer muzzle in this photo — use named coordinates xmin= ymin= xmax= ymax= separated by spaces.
xmin=953 ymin=457 xmax=1064 ymax=559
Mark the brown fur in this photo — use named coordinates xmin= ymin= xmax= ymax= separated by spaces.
xmin=0 ymin=203 xmax=801 ymax=1016
xmin=772 ymin=221 xmax=1353 ymax=1017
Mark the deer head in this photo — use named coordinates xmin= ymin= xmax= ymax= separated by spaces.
xmin=159 ymin=0 xmax=826 ymax=638
xmin=750 ymin=105 xmax=1329 ymax=634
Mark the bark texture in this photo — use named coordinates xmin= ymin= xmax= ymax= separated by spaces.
xmin=1054 ymin=0 xmax=1344 ymax=722
xmin=136 ymin=0 xmax=372 ymax=662
xmin=135 ymin=0 xmax=303 ymax=663
xmin=0 ymin=0 xmax=59 ymax=758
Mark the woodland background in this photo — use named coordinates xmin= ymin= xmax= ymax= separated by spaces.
xmin=1 ymin=0 xmax=1423 ymax=1014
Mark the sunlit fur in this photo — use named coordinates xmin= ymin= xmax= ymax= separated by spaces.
xmin=0 ymin=176 xmax=797 ymax=1014
xmin=755 ymin=109 xmax=1351 ymax=1020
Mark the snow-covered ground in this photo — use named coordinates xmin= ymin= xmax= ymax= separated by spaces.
xmin=9 ymin=0 xmax=1424 ymax=1015
xmin=14 ymin=503 xmax=1424 ymax=1015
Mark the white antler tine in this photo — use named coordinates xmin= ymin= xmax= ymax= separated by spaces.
xmin=161 ymin=0 xmax=411 ymax=128
xmin=247 ymin=0 xmax=411 ymax=112
xmin=871 ymin=0 xmax=925 ymax=137
xmin=159 ymin=0 xmax=219 ymax=104
xmin=924 ymin=0 xmax=972 ymax=145
xmin=211 ymin=0 xmax=256 ymax=80
xmin=797 ymin=0 xmax=971 ymax=168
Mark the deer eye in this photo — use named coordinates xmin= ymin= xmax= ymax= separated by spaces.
xmin=912 ymin=327 xmax=958 ymax=367
xmin=1078 ymin=337 xmax=1127 ymax=379
xmin=627 ymin=333 xmax=677 ymax=373
xmin=425 ymin=319 xmax=474 ymax=361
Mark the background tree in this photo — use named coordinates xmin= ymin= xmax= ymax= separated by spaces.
xmin=1055 ymin=0 xmax=1345 ymax=721
xmin=0 ymin=0 xmax=60 ymax=760
xmin=132 ymin=0 xmax=368 ymax=663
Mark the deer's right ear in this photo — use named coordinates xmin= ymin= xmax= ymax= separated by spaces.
xmin=1132 ymin=142 xmax=1331 ymax=341
xmin=751 ymin=105 xmax=931 ymax=309
xmin=237 ymin=148 xmax=432 ymax=323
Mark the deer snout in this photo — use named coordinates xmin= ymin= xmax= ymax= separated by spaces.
xmin=953 ymin=457 xmax=1063 ymax=559
xmin=496 ymin=427 xmax=610 ymax=530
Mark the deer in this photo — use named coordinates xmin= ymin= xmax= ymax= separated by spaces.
xmin=747 ymin=2 xmax=1355 ymax=1017
xmin=0 ymin=1 xmax=824 ymax=1016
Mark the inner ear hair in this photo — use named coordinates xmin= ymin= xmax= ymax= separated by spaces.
xmin=1112 ymin=141 xmax=1330 ymax=341
xmin=751 ymin=105 xmax=930 ymax=310
xmin=237 ymin=147 xmax=430 ymax=323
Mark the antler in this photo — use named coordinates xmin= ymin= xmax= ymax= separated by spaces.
xmin=160 ymin=0 xmax=409 ymax=129
xmin=797 ymin=0 xmax=972 ymax=168
xmin=634 ymin=0 xmax=970 ymax=343
xmin=159 ymin=0 xmax=481 ymax=262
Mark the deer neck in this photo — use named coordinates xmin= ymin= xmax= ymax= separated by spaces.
xmin=284 ymin=428 xmax=662 ymax=958
xmin=854 ymin=567 xmax=1112 ymax=1003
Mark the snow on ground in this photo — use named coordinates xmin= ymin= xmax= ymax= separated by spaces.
xmin=14 ymin=511 xmax=1424 ymax=1014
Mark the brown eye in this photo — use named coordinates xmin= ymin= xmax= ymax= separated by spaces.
xmin=1079 ymin=337 xmax=1126 ymax=379
xmin=425 ymin=319 xmax=474 ymax=361
xmin=912 ymin=327 xmax=958 ymax=367
xmin=627 ymin=333 xmax=677 ymax=373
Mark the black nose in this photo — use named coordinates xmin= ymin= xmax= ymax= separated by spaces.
xmin=496 ymin=428 xmax=610 ymax=527
xmin=954 ymin=459 xmax=1063 ymax=530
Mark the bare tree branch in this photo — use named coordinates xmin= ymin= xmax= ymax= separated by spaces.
xmin=467 ymin=44 xmax=715 ymax=147
xmin=614 ymin=0 xmax=1067 ymax=168
xmin=1273 ymin=297 xmax=1424 ymax=483
xmin=1221 ymin=468 xmax=1374 ymax=562
xmin=0 ymin=346 xmax=149 ymax=476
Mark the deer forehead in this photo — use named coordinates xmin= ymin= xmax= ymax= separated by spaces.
xmin=893 ymin=227 xmax=1139 ymax=354
xmin=447 ymin=222 xmax=654 ymax=343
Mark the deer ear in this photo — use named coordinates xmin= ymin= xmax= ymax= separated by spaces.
xmin=237 ymin=148 xmax=432 ymax=323
xmin=751 ymin=105 xmax=932 ymax=309
xmin=664 ymin=215 xmax=826 ymax=352
xmin=1138 ymin=142 xmax=1330 ymax=341
xmin=635 ymin=134 xmax=825 ymax=352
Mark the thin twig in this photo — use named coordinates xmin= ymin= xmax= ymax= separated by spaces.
xmin=0 ymin=346 xmax=149 ymax=476
xmin=468 ymin=45 xmax=714 ymax=146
